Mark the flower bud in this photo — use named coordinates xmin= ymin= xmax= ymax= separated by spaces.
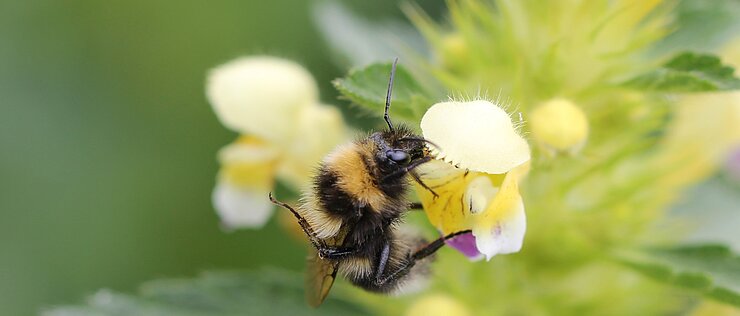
xmin=405 ymin=294 xmax=471 ymax=316
xmin=440 ymin=33 xmax=469 ymax=71
xmin=529 ymin=98 xmax=589 ymax=153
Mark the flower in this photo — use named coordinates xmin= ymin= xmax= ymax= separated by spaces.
xmin=206 ymin=56 xmax=349 ymax=229
xmin=415 ymin=100 xmax=531 ymax=260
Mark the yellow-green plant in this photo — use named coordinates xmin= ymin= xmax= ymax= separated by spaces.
xmin=329 ymin=0 xmax=740 ymax=314
xmin=46 ymin=1 xmax=740 ymax=315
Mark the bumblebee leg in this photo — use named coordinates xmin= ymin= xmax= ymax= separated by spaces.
xmin=411 ymin=230 xmax=471 ymax=260
xmin=375 ymin=230 xmax=472 ymax=286
xmin=381 ymin=156 xmax=432 ymax=182
xmin=374 ymin=242 xmax=391 ymax=283
xmin=319 ymin=212 xmax=367 ymax=260
xmin=409 ymin=170 xmax=439 ymax=198
xmin=270 ymin=194 xmax=358 ymax=259
xmin=405 ymin=156 xmax=432 ymax=173
xmin=318 ymin=247 xmax=356 ymax=260
xmin=269 ymin=193 xmax=327 ymax=249
xmin=408 ymin=202 xmax=423 ymax=210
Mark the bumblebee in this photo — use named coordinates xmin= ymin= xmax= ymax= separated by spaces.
xmin=270 ymin=59 xmax=469 ymax=307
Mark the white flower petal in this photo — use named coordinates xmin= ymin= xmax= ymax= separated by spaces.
xmin=212 ymin=180 xmax=273 ymax=229
xmin=463 ymin=176 xmax=499 ymax=214
xmin=473 ymin=199 xmax=526 ymax=260
xmin=421 ymin=100 xmax=531 ymax=174
xmin=206 ymin=56 xmax=318 ymax=144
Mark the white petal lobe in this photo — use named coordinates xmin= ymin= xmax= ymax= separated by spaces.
xmin=212 ymin=181 xmax=273 ymax=229
xmin=463 ymin=176 xmax=499 ymax=214
xmin=421 ymin=100 xmax=531 ymax=174
xmin=206 ymin=56 xmax=318 ymax=144
xmin=473 ymin=201 xmax=526 ymax=260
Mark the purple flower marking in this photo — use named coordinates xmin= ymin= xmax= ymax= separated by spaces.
xmin=445 ymin=231 xmax=482 ymax=260
xmin=726 ymin=147 xmax=740 ymax=182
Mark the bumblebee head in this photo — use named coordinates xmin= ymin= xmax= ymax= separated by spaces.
xmin=371 ymin=127 xmax=430 ymax=169
xmin=386 ymin=148 xmax=411 ymax=165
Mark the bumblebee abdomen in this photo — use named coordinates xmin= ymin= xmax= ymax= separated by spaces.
xmin=342 ymin=232 xmax=432 ymax=294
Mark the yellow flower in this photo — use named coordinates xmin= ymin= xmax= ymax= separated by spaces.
xmin=416 ymin=100 xmax=531 ymax=260
xmin=206 ymin=56 xmax=349 ymax=229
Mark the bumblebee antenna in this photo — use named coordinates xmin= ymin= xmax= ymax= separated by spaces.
xmin=384 ymin=57 xmax=399 ymax=131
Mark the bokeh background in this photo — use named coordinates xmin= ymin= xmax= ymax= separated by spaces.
xmin=1 ymin=1 xmax=738 ymax=315
xmin=0 ymin=1 xmax=443 ymax=315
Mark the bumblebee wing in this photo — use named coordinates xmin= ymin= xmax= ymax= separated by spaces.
xmin=305 ymin=253 xmax=339 ymax=307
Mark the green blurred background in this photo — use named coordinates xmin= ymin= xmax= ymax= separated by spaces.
xmin=4 ymin=1 xmax=740 ymax=315
xmin=0 ymin=1 xmax=446 ymax=315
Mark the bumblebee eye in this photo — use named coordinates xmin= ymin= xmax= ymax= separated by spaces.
xmin=387 ymin=150 xmax=410 ymax=164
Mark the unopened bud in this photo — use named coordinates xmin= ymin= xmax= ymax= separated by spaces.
xmin=406 ymin=294 xmax=471 ymax=316
xmin=529 ymin=98 xmax=589 ymax=153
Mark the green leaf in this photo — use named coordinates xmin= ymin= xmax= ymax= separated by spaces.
xmin=43 ymin=269 xmax=371 ymax=316
xmin=333 ymin=62 xmax=435 ymax=126
xmin=622 ymin=52 xmax=740 ymax=92
xmin=652 ymin=0 xmax=740 ymax=55
xmin=614 ymin=244 xmax=740 ymax=307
